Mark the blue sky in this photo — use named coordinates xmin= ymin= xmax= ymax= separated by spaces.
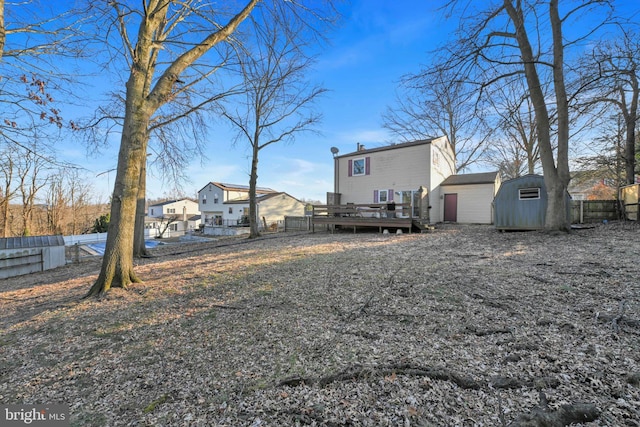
xmin=81 ymin=1 xmax=448 ymax=203
xmin=75 ymin=0 xmax=638 ymax=203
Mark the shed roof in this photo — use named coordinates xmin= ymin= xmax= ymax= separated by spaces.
xmin=441 ymin=171 xmax=500 ymax=186
xmin=0 ymin=235 xmax=65 ymax=249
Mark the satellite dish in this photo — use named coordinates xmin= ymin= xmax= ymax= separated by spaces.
xmin=330 ymin=146 xmax=339 ymax=155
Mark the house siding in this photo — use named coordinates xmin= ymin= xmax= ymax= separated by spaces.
xmin=149 ymin=200 xmax=199 ymax=219
xmin=337 ymin=145 xmax=428 ymax=204
xmin=429 ymin=137 xmax=457 ymax=223
xmin=257 ymin=194 xmax=306 ymax=226
xmin=334 ymin=137 xmax=455 ymax=224
xmin=439 ymin=183 xmax=497 ymax=224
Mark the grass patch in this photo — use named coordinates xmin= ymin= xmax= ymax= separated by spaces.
xmin=143 ymin=394 xmax=168 ymax=414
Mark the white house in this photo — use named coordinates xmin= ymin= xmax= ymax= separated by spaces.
xmin=332 ymin=137 xmax=456 ymax=223
xmin=198 ymin=182 xmax=306 ymax=231
xmin=331 ymin=138 xmax=500 ymax=225
xmin=146 ymin=199 xmax=200 ymax=235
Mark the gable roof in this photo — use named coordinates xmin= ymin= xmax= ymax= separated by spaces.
xmin=441 ymin=171 xmax=500 ymax=186
xmin=336 ymin=139 xmax=438 ymax=159
xmin=224 ymin=192 xmax=300 ymax=204
xmin=198 ymin=182 xmax=276 ymax=194
xmin=148 ymin=199 xmax=197 ymax=208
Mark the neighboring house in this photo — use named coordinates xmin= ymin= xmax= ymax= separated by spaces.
xmin=146 ymin=199 xmax=200 ymax=235
xmin=568 ymin=171 xmax=617 ymax=200
xmin=439 ymin=172 xmax=502 ymax=224
xmin=225 ymin=192 xmax=307 ymax=229
xmin=331 ymin=137 xmax=498 ymax=224
xmin=198 ymin=182 xmax=305 ymax=230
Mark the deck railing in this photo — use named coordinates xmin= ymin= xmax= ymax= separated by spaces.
xmin=312 ymin=203 xmax=414 ymax=219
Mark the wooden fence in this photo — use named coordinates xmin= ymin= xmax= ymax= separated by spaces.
xmin=570 ymin=200 xmax=619 ymax=224
xmin=621 ymin=184 xmax=639 ymax=221
xmin=284 ymin=216 xmax=311 ymax=232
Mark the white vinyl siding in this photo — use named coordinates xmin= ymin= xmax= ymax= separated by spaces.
xmin=439 ymin=183 xmax=497 ymax=224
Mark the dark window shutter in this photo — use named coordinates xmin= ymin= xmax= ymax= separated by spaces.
xmin=388 ymin=189 xmax=393 ymax=201
xmin=348 ymin=159 xmax=353 ymax=177
xmin=365 ymin=157 xmax=371 ymax=175
xmin=374 ymin=190 xmax=379 ymax=203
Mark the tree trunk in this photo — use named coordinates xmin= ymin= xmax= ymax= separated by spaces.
xmin=249 ymin=141 xmax=260 ymax=238
xmin=87 ymin=0 xmax=259 ymax=296
xmin=504 ymin=0 xmax=570 ymax=232
xmin=86 ymin=104 xmax=149 ymax=296
xmin=625 ymin=83 xmax=638 ymax=184
xmin=133 ymin=152 xmax=150 ymax=258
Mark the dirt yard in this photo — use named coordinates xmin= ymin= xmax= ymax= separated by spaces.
xmin=1 ymin=224 xmax=639 ymax=426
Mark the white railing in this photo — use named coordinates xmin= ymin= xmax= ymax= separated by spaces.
xmin=63 ymin=229 xmax=160 ymax=246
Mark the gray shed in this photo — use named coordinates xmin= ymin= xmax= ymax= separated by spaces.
xmin=0 ymin=235 xmax=66 ymax=279
xmin=494 ymin=174 xmax=570 ymax=231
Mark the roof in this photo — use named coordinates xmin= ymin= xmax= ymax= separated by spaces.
xmin=148 ymin=199 xmax=197 ymax=208
xmin=336 ymin=139 xmax=438 ymax=159
xmin=0 ymin=235 xmax=65 ymax=249
xmin=145 ymin=214 xmax=201 ymax=222
xmin=441 ymin=171 xmax=500 ymax=186
xmin=198 ymin=182 xmax=276 ymax=194
xmin=224 ymin=192 xmax=296 ymax=204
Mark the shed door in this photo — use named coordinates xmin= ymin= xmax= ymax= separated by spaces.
xmin=444 ymin=193 xmax=458 ymax=222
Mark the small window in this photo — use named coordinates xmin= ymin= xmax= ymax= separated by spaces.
xmin=214 ymin=194 xmax=219 ymax=203
xmin=353 ymin=158 xmax=365 ymax=176
xmin=228 ymin=207 xmax=233 ymax=214
xmin=167 ymin=208 xmax=176 ymax=214
xmin=378 ymin=190 xmax=388 ymax=203
xmin=519 ymin=188 xmax=540 ymax=200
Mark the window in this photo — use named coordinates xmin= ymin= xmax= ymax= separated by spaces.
xmin=229 ymin=207 xmax=233 ymax=214
xmin=150 ymin=208 xmax=154 ymax=215
xmin=353 ymin=158 xmax=365 ymax=175
xmin=348 ymin=157 xmax=370 ymax=176
xmin=519 ymin=188 xmax=540 ymax=200
xmin=167 ymin=208 xmax=176 ymax=214
xmin=377 ymin=190 xmax=388 ymax=203
xmin=202 ymin=195 xmax=207 ymax=204
xmin=170 ymin=224 xmax=178 ymax=231
xmin=214 ymin=194 xmax=219 ymax=203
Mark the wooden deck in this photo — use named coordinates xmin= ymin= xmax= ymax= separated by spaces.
xmin=311 ymin=203 xmax=420 ymax=233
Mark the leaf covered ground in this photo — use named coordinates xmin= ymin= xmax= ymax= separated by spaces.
xmin=1 ymin=224 xmax=639 ymax=426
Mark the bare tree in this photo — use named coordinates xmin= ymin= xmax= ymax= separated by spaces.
xmin=84 ymin=1 xmax=336 ymax=296
xmin=85 ymin=0 xmax=261 ymax=297
xmin=582 ymin=28 xmax=639 ymax=184
xmin=1 ymin=0 xmax=84 ymax=143
xmin=484 ymin=77 xmax=542 ymax=179
xmin=155 ymin=214 xmax=179 ymax=239
xmin=574 ymin=113 xmax=627 ymax=193
xmin=384 ymin=67 xmax=490 ymax=172
xmin=438 ymin=0 xmax=620 ymax=231
xmin=218 ymin=15 xmax=326 ymax=238
xmin=0 ymin=145 xmax=16 ymax=237
xmin=17 ymin=148 xmax=48 ymax=236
